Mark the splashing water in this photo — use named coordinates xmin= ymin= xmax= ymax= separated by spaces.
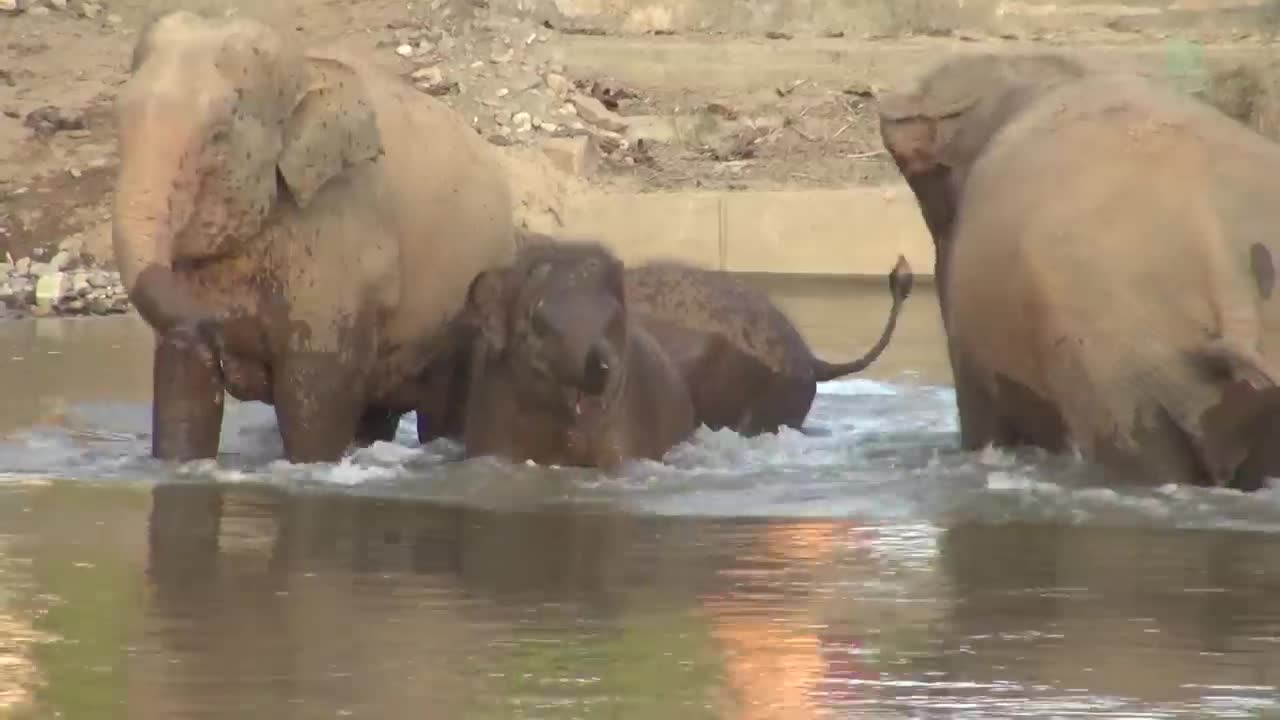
xmin=4 ymin=375 xmax=1280 ymax=532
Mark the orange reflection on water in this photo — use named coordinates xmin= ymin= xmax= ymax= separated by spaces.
xmin=701 ymin=523 xmax=874 ymax=720
xmin=0 ymin=593 xmax=50 ymax=714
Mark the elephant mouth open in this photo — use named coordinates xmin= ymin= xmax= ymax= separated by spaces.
xmin=555 ymin=344 xmax=626 ymax=426
xmin=569 ymin=389 xmax=608 ymax=422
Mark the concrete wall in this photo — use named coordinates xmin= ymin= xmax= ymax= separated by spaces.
xmin=558 ymin=186 xmax=936 ymax=278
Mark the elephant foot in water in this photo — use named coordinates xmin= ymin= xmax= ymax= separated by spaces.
xmin=153 ymin=327 xmax=385 ymax=464
xmin=270 ymin=351 xmax=371 ymax=464
xmin=1201 ymin=381 xmax=1280 ymax=491
xmin=153 ymin=325 xmax=225 ymax=461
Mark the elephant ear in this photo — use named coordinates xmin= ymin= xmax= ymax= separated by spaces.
xmin=278 ymin=57 xmax=384 ymax=209
xmin=465 ymin=268 xmax=511 ymax=354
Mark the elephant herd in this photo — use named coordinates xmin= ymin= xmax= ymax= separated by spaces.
xmin=114 ymin=10 xmax=1280 ymax=489
xmin=113 ymin=10 xmax=911 ymax=472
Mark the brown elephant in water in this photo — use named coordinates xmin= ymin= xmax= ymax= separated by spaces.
xmin=879 ymin=52 xmax=1280 ymax=489
xmin=113 ymin=11 xmax=515 ymax=463
xmin=625 ymin=256 xmax=913 ymax=436
xmin=459 ymin=240 xmax=696 ymax=470
xmin=475 ymin=231 xmax=915 ymax=438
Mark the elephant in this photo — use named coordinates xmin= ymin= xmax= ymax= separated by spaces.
xmin=409 ymin=229 xmax=583 ymax=446
xmin=624 ymin=256 xmax=913 ymax=436
xmin=113 ymin=11 xmax=515 ymax=463
xmin=460 ymin=240 xmax=696 ymax=470
xmin=417 ymin=232 xmax=914 ymax=442
xmin=878 ymin=52 xmax=1280 ymax=489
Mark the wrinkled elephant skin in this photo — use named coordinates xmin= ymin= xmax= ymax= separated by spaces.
xmin=879 ymin=53 xmax=1280 ymax=489
xmin=625 ymin=256 xmax=913 ymax=436
xmin=113 ymin=11 xmax=515 ymax=463
xmin=460 ymin=241 xmax=696 ymax=470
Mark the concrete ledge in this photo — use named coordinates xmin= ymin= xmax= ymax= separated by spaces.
xmin=561 ymin=190 xmax=723 ymax=267
xmin=721 ymin=187 xmax=933 ymax=275
xmin=559 ymin=185 xmax=936 ymax=277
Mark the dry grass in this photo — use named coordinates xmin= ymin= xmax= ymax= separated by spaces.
xmin=1198 ymin=59 xmax=1280 ymax=142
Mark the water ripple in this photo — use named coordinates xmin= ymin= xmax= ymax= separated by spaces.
xmin=1 ymin=377 xmax=1279 ymax=534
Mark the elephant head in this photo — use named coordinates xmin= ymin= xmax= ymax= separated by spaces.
xmin=877 ymin=53 xmax=1088 ymax=273
xmin=466 ymin=241 xmax=629 ymax=419
xmin=113 ymin=11 xmax=383 ymax=334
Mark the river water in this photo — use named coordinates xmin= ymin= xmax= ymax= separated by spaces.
xmin=1 ymin=280 xmax=1279 ymax=719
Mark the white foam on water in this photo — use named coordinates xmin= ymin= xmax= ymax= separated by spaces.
xmin=817 ymin=377 xmax=906 ymax=396
xmin=4 ymin=376 xmax=1280 ymax=532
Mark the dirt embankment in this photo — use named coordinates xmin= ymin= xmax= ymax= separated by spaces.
xmin=3 ymin=0 xmax=1280 ymax=317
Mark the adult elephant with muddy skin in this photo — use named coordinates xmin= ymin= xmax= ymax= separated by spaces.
xmin=878 ymin=53 xmax=1280 ymax=489
xmin=114 ymin=11 xmax=515 ymax=463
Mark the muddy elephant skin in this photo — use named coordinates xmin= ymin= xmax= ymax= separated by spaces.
xmin=113 ymin=11 xmax=515 ymax=463
xmin=460 ymin=241 xmax=696 ymax=470
xmin=625 ymin=256 xmax=913 ymax=436
xmin=879 ymin=52 xmax=1280 ymax=489
xmin=421 ymin=232 xmax=912 ymax=441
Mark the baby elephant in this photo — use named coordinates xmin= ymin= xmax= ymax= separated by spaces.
xmin=626 ymin=256 xmax=914 ymax=435
xmin=460 ymin=241 xmax=696 ymax=470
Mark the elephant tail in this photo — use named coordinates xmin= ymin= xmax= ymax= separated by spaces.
xmin=811 ymin=255 xmax=914 ymax=383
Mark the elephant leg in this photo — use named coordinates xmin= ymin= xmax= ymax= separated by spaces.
xmin=153 ymin=328 xmax=225 ymax=461
xmin=951 ymin=358 xmax=1007 ymax=451
xmin=688 ymin=337 xmax=780 ymax=435
xmin=416 ymin=344 xmax=472 ymax=444
xmin=416 ymin=410 xmax=439 ymax=445
xmin=947 ymin=338 xmax=996 ymax=450
xmin=1089 ymin=405 xmax=1209 ymax=487
xmin=738 ymin=374 xmax=812 ymax=437
xmin=354 ymin=408 xmax=402 ymax=446
xmin=415 ymin=405 xmax=461 ymax=445
xmin=1196 ymin=380 xmax=1280 ymax=490
xmin=272 ymin=350 xmax=368 ymax=464
xmin=1224 ymin=403 xmax=1280 ymax=491
xmin=990 ymin=374 xmax=1069 ymax=452
xmin=415 ymin=368 xmax=452 ymax=445
xmin=947 ymin=334 xmax=1060 ymax=451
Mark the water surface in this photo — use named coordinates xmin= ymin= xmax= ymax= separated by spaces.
xmin=1 ymin=281 xmax=1279 ymax=719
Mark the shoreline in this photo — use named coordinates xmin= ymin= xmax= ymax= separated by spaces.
xmin=0 ymin=257 xmax=130 ymax=319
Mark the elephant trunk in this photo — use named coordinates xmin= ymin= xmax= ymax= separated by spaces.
xmin=560 ymin=331 xmax=618 ymax=397
xmin=540 ymin=298 xmax=621 ymax=396
xmin=579 ymin=340 xmax=613 ymax=396
xmin=113 ymin=98 xmax=216 ymax=335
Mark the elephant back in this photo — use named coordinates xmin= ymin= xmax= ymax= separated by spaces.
xmin=624 ymin=263 xmax=814 ymax=378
